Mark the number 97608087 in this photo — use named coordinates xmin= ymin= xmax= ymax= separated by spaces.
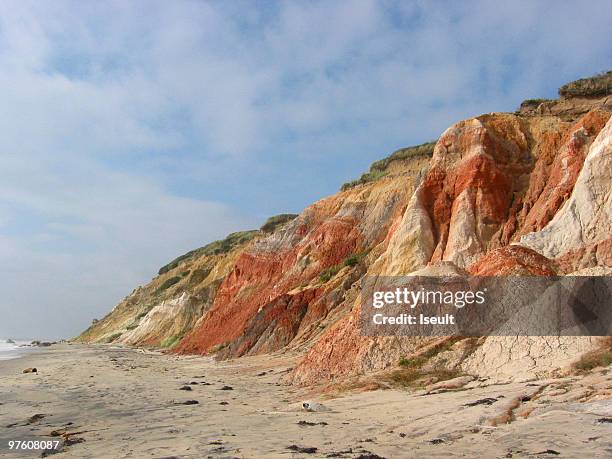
xmin=8 ymin=440 xmax=61 ymax=450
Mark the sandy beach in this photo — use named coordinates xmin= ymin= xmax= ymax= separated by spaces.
xmin=0 ymin=344 xmax=609 ymax=458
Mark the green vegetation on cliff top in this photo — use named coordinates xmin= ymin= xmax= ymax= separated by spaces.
xmin=558 ymin=70 xmax=611 ymax=98
xmin=158 ymin=230 xmax=259 ymax=275
xmin=260 ymin=213 xmax=298 ymax=233
xmin=341 ymin=141 xmax=436 ymax=191
xmin=158 ymin=213 xmax=300 ymax=275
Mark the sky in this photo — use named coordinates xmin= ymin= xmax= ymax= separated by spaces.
xmin=0 ymin=0 xmax=611 ymax=340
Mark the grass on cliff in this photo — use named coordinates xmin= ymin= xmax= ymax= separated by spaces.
xmin=398 ymin=337 xmax=464 ymax=369
xmin=517 ymin=98 xmax=554 ymax=112
xmin=158 ymin=230 xmax=258 ymax=275
xmin=341 ymin=141 xmax=436 ymax=191
xmin=572 ymin=337 xmax=612 ymax=373
xmin=260 ymin=214 xmax=298 ymax=233
xmin=318 ymin=252 xmax=366 ymax=283
xmin=210 ymin=341 xmax=229 ymax=353
xmin=341 ymin=169 xmax=388 ymax=191
xmin=105 ymin=332 xmax=122 ymax=343
xmin=558 ymin=71 xmax=612 ymax=98
xmin=160 ymin=335 xmax=182 ymax=349
xmin=388 ymin=337 xmax=469 ymax=389
xmin=385 ymin=367 xmax=461 ymax=389
xmin=156 ymin=276 xmax=181 ymax=293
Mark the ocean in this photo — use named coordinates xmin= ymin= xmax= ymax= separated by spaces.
xmin=0 ymin=339 xmax=32 ymax=361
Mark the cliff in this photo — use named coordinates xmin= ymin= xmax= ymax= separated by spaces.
xmin=77 ymin=72 xmax=612 ymax=386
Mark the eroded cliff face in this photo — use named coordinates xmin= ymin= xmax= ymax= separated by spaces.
xmin=175 ymin=148 xmax=432 ymax=357
xmin=291 ymin=98 xmax=611 ymax=384
xmin=79 ymin=73 xmax=612 ymax=386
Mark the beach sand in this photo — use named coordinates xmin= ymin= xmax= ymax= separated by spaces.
xmin=0 ymin=344 xmax=610 ymax=458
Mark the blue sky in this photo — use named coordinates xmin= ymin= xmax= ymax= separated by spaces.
xmin=1 ymin=0 xmax=611 ymax=339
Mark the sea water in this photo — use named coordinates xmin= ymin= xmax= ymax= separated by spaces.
xmin=0 ymin=339 xmax=32 ymax=361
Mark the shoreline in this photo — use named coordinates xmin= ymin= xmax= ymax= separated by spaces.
xmin=0 ymin=344 xmax=610 ymax=458
xmin=0 ymin=341 xmax=36 ymax=362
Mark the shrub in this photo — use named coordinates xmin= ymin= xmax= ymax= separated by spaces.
xmin=343 ymin=256 xmax=359 ymax=267
xmin=559 ymin=71 xmax=612 ymax=98
xmin=518 ymin=98 xmax=554 ymax=112
xmin=399 ymin=355 xmax=428 ymax=369
xmin=572 ymin=337 xmax=612 ymax=373
xmin=260 ymin=214 xmax=298 ymax=233
xmin=319 ymin=265 xmax=341 ymax=283
xmin=341 ymin=170 xmax=388 ymax=191
xmin=398 ymin=337 xmax=464 ymax=369
xmin=158 ymin=230 xmax=259 ymax=275
xmin=319 ymin=253 xmax=365 ymax=283
xmin=521 ymin=98 xmax=550 ymax=105
xmin=386 ymin=367 xmax=461 ymax=389
xmin=392 ymin=338 xmax=482 ymax=389
xmin=369 ymin=142 xmax=436 ymax=172
xmin=105 ymin=332 xmax=122 ymax=343
xmin=210 ymin=342 xmax=229 ymax=353
xmin=341 ymin=141 xmax=436 ymax=191
xmin=156 ymin=276 xmax=181 ymax=292
xmin=160 ymin=335 xmax=181 ymax=348
xmin=136 ymin=310 xmax=149 ymax=320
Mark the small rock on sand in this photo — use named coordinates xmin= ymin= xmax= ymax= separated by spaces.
xmin=178 ymin=400 xmax=199 ymax=405
xmin=428 ymin=438 xmax=445 ymax=445
xmin=297 ymin=420 xmax=328 ymax=426
xmin=463 ymin=397 xmax=497 ymax=407
xmin=534 ymin=449 xmax=560 ymax=455
xmin=287 ymin=445 xmax=317 ymax=454
xmin=63 ymin=436 xmax=85 ymax=446
xmin=22 ymin=367 xmax=37 ymax=373
xmin=27 ymin=414 xmax=46 ymax=424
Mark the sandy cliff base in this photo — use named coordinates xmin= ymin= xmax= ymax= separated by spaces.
xmin=0 ymin=345 xmax=610 ymax=458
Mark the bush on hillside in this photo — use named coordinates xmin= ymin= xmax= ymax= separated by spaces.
xmin=318 ymin=253 xmax=365 ymax=283
xmin=341 ymin=141 xmax=436 ymax=191
xmin=157 ymin=276 xmax=181 ymax=292
xmin=260 ymin=214 xmax=298 ymax=233
xmin=559 ymin=71 xmax=612 ymax=98
xmin=158 ymin=230 xmax=258 ymax=275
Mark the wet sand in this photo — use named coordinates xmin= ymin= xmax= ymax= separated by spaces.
xmin=0 ymin=344 xmax=610 ymax=458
